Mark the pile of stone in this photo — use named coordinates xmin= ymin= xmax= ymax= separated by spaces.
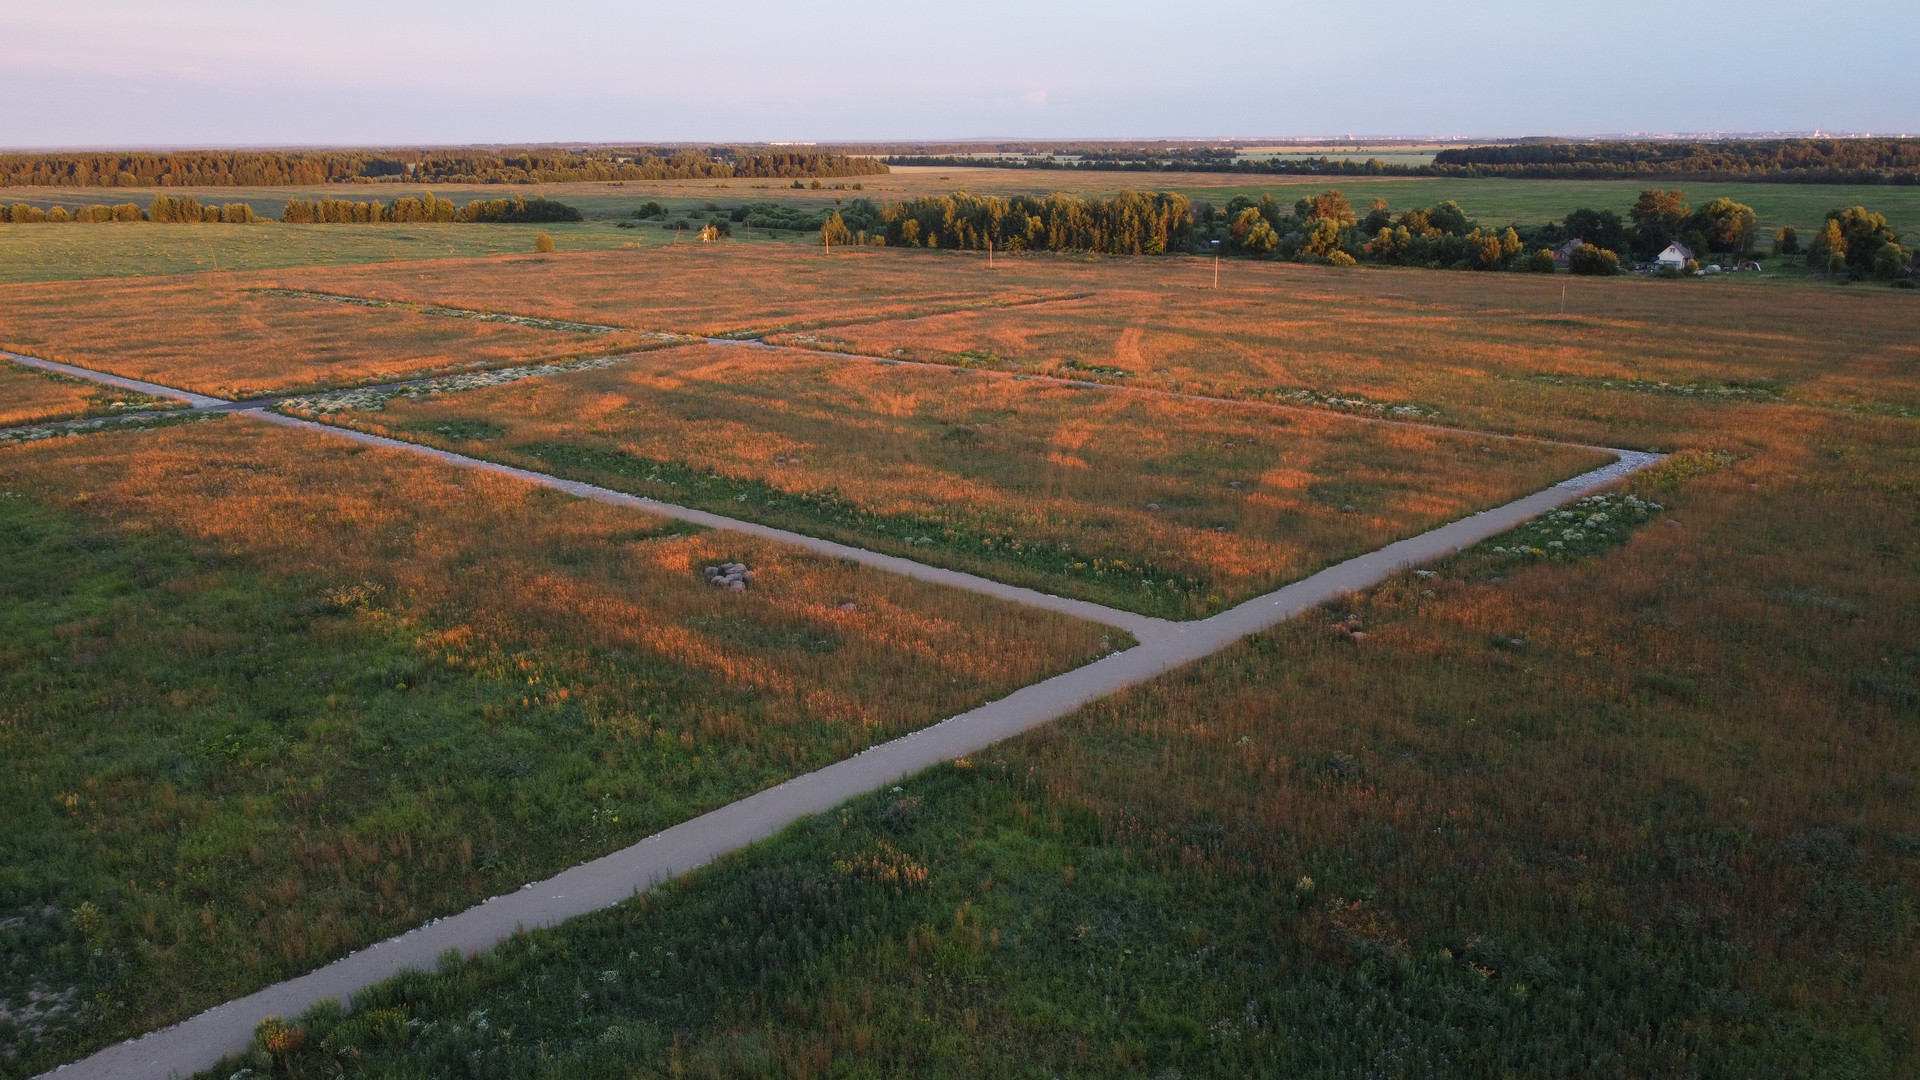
xmin=704 ymin=562 xmax=755 ymax=591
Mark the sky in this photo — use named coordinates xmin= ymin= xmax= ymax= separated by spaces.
xmin=1 ymin=0 xmax=1916 ymax=148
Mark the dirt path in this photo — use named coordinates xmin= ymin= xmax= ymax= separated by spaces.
xmin=18 ymin=359 xmax=1659 ymax=1080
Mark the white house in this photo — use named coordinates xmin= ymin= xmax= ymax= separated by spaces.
xmin=1655 ymin=241 xmax=1695 ymax=269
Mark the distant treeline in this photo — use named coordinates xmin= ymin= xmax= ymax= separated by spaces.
xmin=0 ymin=149 xmax=888 ymax=188
xmin=886 ymin=138 xmax=1920 ymax=184
xmin=0 ymin=192 xmax=581 ymax=224
xmin=884 ymin=154 xmax=1414 ymax=177
xmin=1429 ymin=139 xmax=1920 ymax=183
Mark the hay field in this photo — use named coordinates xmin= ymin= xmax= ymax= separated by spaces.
xmin=0 ymin=416 xmax=1112 ymax=1072
xmin=0 ymin=275 xmax=671 ymax=399
xmin=285 ymin=342 xmax=1605 ymax=617
xmin=765 ymin=256 xmax=1920 ymax=447
xmin=270 ymin=244 xmax=1078 ymax=339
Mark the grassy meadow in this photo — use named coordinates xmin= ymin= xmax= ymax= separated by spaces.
xmin=0 ymin=358 xmax=179 ymax=426
xmin=0 ymin=275 xmax=679 ymax=399
xmin=284 ymin=342 xmax=1606 ymax=618
xmin=0 ymin=417 xmax=1115 ymax=1074
xmin=206 ymin=400 xmax=1920 ymax=1079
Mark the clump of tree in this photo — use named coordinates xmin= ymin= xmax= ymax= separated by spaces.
xmin=1807 ymin=206 xmax=1909 ymax=278
xmin=875 ymin=191 xmax=1192 ymax=254
xmin=148 ymin=195 xmax=258 ymax=223
xmin=455 ymin=196 xmax=582 ymax=223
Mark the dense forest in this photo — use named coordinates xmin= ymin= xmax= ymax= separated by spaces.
xmin=0 ymin=149 xmax=887 ymax=188
xmin=0 ymin=193 xmax=580 ymax=225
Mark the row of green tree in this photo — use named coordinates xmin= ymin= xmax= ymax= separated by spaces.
xmin=1 ymin=196 xmax=258 ymax=223
xmin=279 ymin=194 xmax=580 ymax=224
xmin=817 ymin=192 xmax=1194 ymax=254
xmin=1197 ymin=189 xmax=1910 ymax=278
xmin=0 ymin=149 xmax=888 ymax=188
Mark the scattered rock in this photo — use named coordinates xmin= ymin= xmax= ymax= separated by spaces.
xmin=1348 ymin=631 xmax=1370 ymax=642
xmin=839 ymin=602 xmax=857 ymax=612
xmin=1420 ymin=589 xmax=1436 ymax=598
xmin=1341 ymin=504 xmax=1356 ymax=513
xmin=1145 ymin=503 xmax=1160 ymax=512
xmin=1413 ymin=570 xmax=1436 ymax=579
xmin=1477 ymin=446 xmax=1491 ymax=454
xmin=1228 ymin=481 xmax=1244 ymax=489
xmin=1666 ymin=519 xmax=1682 ymax=528
xmin=703 ymin=562 xmax=756 ymax=590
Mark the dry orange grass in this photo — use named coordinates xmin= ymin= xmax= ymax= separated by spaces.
xmin=762 ymin=258 xmax=1920 ymax=447
xmin=1 ymin=416 xmax=1109 ymax=723
xmin=0 ymin=275 xmax=656 ymax=399
xmin=308 ymin=342 xmax=1607 ymax=614
xmin=0 ymin=357 xmax=114 ymax=425
xmin=269 ymin=244 xmax=1081 ymax=338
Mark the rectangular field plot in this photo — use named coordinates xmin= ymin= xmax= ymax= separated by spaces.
xmin=761 ymin=260 xmax=1920 ymax=446
xmin=0 ymin=275 xmax=662 ymax=399
xmin=0 ymin=417 xmax=1111 ymax=1072
xmin=269 ymin=245 xmax=1086 ymax=338
xmin=287 ymin=343 xmax=1610 ymax=618
xmin=0 ymin=356 xmax=179 ymax=426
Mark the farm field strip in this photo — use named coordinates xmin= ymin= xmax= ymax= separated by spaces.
xmin=58 ymin=428 xmax=1662 ymax=1080
xmin=253 ymin=409 xmax=1173 ymax=639
xmin=256 ymin=282 xmax=1095 ymax=341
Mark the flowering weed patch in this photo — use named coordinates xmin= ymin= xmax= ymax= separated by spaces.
xmin=1484 ymin=491 xmax=1665 ymax=562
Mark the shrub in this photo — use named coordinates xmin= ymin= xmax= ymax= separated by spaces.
xmin=533 ymin=232 xmax=555 ymax=253
xmin=459 ymin=196 xmax=582 ymax=224
xmin=1568 ymin=243 xmax=1620 ymax=275
xmin=1520 ymin=248 xmax=1558 ymax=273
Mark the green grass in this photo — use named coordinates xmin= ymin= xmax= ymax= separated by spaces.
xmin=0 ymin=223 xmax=668 ymax=284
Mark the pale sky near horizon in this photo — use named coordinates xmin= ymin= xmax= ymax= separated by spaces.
xmin=1 ymin=0 xmax=1915 ymax=148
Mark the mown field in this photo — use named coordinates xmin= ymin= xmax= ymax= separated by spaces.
xmin=0 ymin=417 xmax=1114 ymax=1075
xmin=0 ymin=358 xmax=177 ymax=426
xmin=207 ymin=396 xmax=1920 ymax=1079
xmin=285 ymin=342 xmax=1605 ymax=617
xmin=0 ymin=275 xmax=674 ymax=399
